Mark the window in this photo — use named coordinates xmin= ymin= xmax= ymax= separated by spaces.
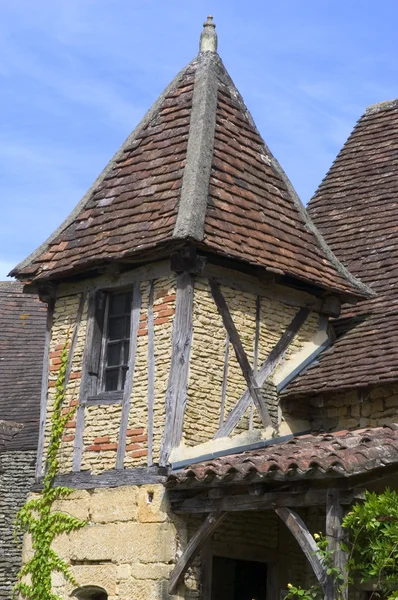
xmin=85 ymin=288 xmax=133 ymax=400
xmin=101 ymin=291 xmax=132 ymax=392
xmin=72 ymin=586 xmax=108 ymax=600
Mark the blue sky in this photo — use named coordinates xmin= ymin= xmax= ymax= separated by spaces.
xmin=1 ymin=0 xmax=398 ymax=279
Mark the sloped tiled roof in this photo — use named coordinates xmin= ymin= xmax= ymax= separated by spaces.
xmin=0 ymin=281 xmax=46 ymax=450
xmin=285 ymin=101 xmax=398 ymax=397
xmin=11 ymin=23 xmax=370 ymax=302
xmin=167 ymin=425 xmax=398 ymax=487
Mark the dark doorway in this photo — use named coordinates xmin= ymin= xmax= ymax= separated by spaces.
xmin=211 ymin=556 xmax=267 ymax=600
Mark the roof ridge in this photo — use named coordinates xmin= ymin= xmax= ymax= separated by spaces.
xmin=366 ymin=99 xmax=398 ymax=115
xmin=10 ymin=58 xmax=198 ymax=278
xmin=173 ymin=52 xmax=218 ymax=240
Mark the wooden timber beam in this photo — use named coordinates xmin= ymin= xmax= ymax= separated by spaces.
xmin=275 ymin=507 xmax=329 ymax=590
xmin=116 ymin=281 xmax=142 ymax=469
xmin=170 ymin=488 xmax=363 ymax=514
xmin=209 ymin=278 xmax=271 ymax=428
xmin=168 ymin=511 xmax=226 ymax=595
xmin=160 ymin=271 xmax=195 ymax=466
xmin=35 ymin=299 xmax=55 ymax=480
xmin=326 ymin=489 xmax=348 ymax=600
xmin=214 ymin=306 xmax=311 ymax=439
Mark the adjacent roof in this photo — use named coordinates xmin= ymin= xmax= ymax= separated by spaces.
xmin=0 ymin=281 xmax=46 ymax=450
xmin=285 ymin=100 xmax=398 ymax=397
xmin=167 ymin=425 xmax=398 ymax=487
xmin=11 ymin=20 xmax=369 ymax=302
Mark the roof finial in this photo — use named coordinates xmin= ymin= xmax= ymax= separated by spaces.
xmin=200 ymin=16 xmax=218 ymax=53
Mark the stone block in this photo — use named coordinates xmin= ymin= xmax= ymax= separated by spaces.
xmin=68 ymin=522 xmax=177 ymax=564
xmin=66 ymin=564 xmax=118 ymax=596
xmin=90 ymin=486 xmax=138 ymax=523
xmin=53 ymin=489 xmax=91 ymax=521
xmin=138 ymin=485 xmax=168 ymax=523
xmin=130 ymin=563 xmax=173 ymax=580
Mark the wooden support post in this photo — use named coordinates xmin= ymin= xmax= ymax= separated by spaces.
xmin=35 ymin=300 xmax=54 ymax=480
xmin=200 ymin=540 xmax=213 ymax=600
xmin=168 ymin=512 xmax=226 ymax=595
xmin=160 ymin=271 xmax=194 ymax=466
xmin=275 ymin=507 xmax=328 ymax=590
xmin=209 ymin=278 xmax=271 ymax=428
xmin=215 ymin=307 xmax=310 ymax=438
xmin=116 ymin=281 xmax=142 ymax=469
xmin=219 ymin=332 xmax=229 ymax=426
xmin=147 ymin=280 xmax=155 ymax=466
xmin=326 ymin=489 xmax=348 ymax=600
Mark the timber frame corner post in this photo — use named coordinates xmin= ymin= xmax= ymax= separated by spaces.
xmin=275 ymin=488 xmax=349 ymax=600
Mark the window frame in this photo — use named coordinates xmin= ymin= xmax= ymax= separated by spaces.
xmin=85 ymin=286 xmax=134 ymax=404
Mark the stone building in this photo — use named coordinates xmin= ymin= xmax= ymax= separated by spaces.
xmin=0 ymin=282 xmax=46 ymax=598
xmin=10 ymin=16 xmax=398 ymax=600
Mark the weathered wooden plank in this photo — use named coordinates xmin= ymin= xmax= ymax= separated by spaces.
xmin=64 ymin=292 xmax=86 ymax=387
xmin=171 ymin=488 xmax=361 ymax=514
xmin=84 ymin=392 xmax=123 ymax=406
xmin=160 ymin=272 xmax=194 ymax=466
xmin=72 ymin=291 xmax=102 ymax=472
xmin=249 ymin=294 xmax=261 ymax=430
xmin=215 ymin=307 xmax=310 ymax=439
xmin=116 ymin=281 xmax=142 ymax=470
xmin=35 ymin=300 xmax=54 ymax=480
xmin=147 ymin=280 xmax=155 ymax=466
xmin=219 ymin=332 xmax=229 ymax=426
xmin=275 ymin=507 xmax=328 ymax=589
xmin=326 ymin=489 xmax=348 ymax=600
xmin=200 ymin=541 xmax=213 ymax=600
xmin=168 ymin=512 xmax=226 ymax=595
xmin=266 ymin=562 xmax=278 ymax=600
xmin=32 ymin=466 xmax=168 ymax=491
xmin=209 ymin=278 xmax=271 ymax=428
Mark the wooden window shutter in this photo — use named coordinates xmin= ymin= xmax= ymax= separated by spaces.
xmin=83 ymin=290 xmax=106 ymax=399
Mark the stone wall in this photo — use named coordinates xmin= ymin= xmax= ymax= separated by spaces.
xmin=0 ymin=450 xmax=36 ymax=599
xmin=284 ymin=383 xmax=398 ymax=433
xmin=42 ymin=264 xmax=322 ymax=476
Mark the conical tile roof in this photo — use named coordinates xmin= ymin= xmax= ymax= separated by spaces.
xmin=11 ymin=20 xmax=371 ymax=301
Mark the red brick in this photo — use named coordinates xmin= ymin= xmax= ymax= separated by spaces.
xmin=130 ymin=449 xmax=148 ymax=458
xmin=94 ymin=436 xmax=110 ymax=444
xmin=127 ymin=428 xmax=145 ymax=436
xmin=49 ymin=351 xmax=61 ymax=359
xmin=65 ymin=421 xmax=76 ymax=428
xmin=158 ymin=309 xmax=174 ymax=318
xmin=126 ymin=443 xmax=141 ymax=451
xmin=99 ymin=443 xmax=118 ymax=451
xmin=129 ymin=434 xmax=147 ymax=443
xmin=69 ymin=399 xmax=78 ymax=407
xmin=137 ymin=329 xmax=148 ymax=337
xmin=62 ymin=435 xmax=75 ymax=442
xmin=154 ymin=317 xmax=170 ymax=326
xmin=69 ymin=371 xmax=82 ymax=380
xmin=86 ymin=445 xmax=101 ymax=452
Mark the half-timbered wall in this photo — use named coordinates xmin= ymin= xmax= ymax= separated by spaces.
xmin=40 ymin=261 xmax=325 ymax=476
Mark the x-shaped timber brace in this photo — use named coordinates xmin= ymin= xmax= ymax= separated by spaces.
xmin=168 ymin=486 xmax=355 ymax=599
xmin=160 ymin=272 xmax=311 ymax=465
xmin=38 ymin=252 xmax=314 ymax=477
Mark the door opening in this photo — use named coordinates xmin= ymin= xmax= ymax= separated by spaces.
xmin=211 ymin=556 xmax=267 ymax=600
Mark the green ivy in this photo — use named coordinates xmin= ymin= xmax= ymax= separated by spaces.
xmin=13 ymin=342 xmax=86 ymax=600
xmin=285 ymin=490 xmax=398 ymax=600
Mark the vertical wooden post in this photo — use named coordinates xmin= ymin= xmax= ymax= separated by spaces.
xmin=160 ymin=271 xmax=194 ymax=466
xmin=147 ymin=280 xmax=155 ymax=467
xmin=219 ymin=332 xmax=229 ymax=427
xmin=326 ymin=489 xmax=348 ymax=600
xmin=200 ymin=541 xmax=213 ymax=600
xmin=35 ymin=299 xmax=54 ymax=480
xmin=116 ymin=281 xmax=142 ymax=469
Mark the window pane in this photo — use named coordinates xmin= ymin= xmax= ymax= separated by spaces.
xmin=108 ymin=316 xmax=126 ymax=340
xmin=107 ymin=343 xmax=121 ymax=366
xmin=109 ymin=293 xmax=129 ymax=316
xmin=123 ymin=341 xmax=130 ymax=363
xmin=121 ymin=367 xmax=128 ymax=389
xmin=104 ymin=369 xmax=119 ymax=391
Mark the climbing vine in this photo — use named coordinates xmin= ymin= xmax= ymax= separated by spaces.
xmin=13 ymin=342 xmax=86 ymax=600
xmin=285 ymin=490 xmax=398 ymax=600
